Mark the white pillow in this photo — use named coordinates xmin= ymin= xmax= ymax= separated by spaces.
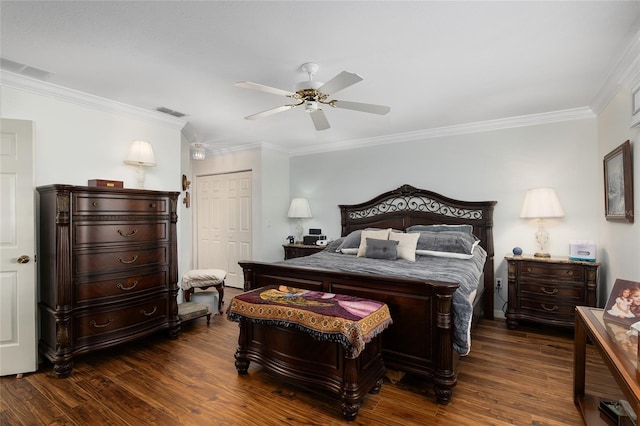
xmin=357 ymin=228 xmax=391 ymax=257
xmin=389 ymin=231 xmax=420 ymax=262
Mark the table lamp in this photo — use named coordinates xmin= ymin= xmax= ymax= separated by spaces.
xmin=124 ymin=140 xmax=156 ymax=188
xmin=520 ymin=187 xmax=565 ymax=258
xmin=288 ymin=198 xmax=312 ymax=244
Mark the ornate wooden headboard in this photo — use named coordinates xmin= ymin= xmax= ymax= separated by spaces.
xmin=339 ymin=184 xmax=497 ymax=319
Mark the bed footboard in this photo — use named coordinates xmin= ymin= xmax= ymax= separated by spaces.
xmin=239 ymin=260 xmax=459 ymax=404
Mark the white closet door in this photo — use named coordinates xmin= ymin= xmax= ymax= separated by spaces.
xmin=196 ymin=171 xmax=251 ymax=288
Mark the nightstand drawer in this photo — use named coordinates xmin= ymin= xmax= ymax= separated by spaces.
xmin=518 ymin=262 xmax=584 ymax=282
xmin=520 ymin=281 xmax=585 ymax=301
xmin=519 ymin=297 xmax=576 ymax=320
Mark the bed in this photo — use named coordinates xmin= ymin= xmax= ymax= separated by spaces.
xmin=239 ymin=184 xmax=496 ymax=404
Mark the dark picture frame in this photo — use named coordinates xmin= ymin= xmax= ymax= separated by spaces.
xmin=604 ymin=140 xmax=634 ymax=223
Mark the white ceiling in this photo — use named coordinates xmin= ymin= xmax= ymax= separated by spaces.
xmin=2 ymin=1 xmax=640 ymax=155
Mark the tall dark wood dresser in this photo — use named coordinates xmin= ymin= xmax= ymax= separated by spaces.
xmin=36 ymin=185 xmax=180 ymax=377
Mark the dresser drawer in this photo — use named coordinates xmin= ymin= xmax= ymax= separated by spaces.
xmin=74 ymin=221 xmax=168 ymax=246
xmin=74 ymin=246 xmax=168 ymax=275
xmin=73 ymin=193 xmax=170 ymax=215
xmin=75 ymin=270 xmax=168 ymax=303
xmin=75 ymin=297 xmax=168 ymax=341
xmin=518 ymin=262 xmax=584 ymax=283
xmin=520 ymin=281 xmax=585 ymax=301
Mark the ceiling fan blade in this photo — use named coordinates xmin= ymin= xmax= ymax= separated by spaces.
xmin=309 ymin=109 xmax=330 ymax=131
xmin=245 ymin=104 xmax=296 ymax=120
xmin=331 ymin=100 xmax=391 ymax=115
xmin=317 ymin=71 xmax=363 ymax=96
xmin=235 ymin=81 xmax=296 ymax=98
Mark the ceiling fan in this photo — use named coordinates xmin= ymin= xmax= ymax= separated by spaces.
xmin=235 ymin=62 xmax=390 ymax=131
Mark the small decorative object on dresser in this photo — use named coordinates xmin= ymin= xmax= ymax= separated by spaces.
xmin=512 ymin=247 xmax=523 ymax=256
xmin=505 ymin=254 xmax=599 ymax=329
xmin=37 ymin=185 xmax=180 ymax=378
xmin=283 ymin=243 xmax=325 ymax=260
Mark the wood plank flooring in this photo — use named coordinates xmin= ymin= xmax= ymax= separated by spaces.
xmin=1 ymin=288 xmax=622 ymax=425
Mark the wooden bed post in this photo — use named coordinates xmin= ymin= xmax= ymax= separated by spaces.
xmin=433 ymin=284 xmax=458 ymax=405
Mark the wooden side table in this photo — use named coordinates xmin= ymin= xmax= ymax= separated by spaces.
xmin=283 ymin=243 xmax=325 ymax=260
xmin=505 ymin=254 xmax=599 ymax=329
xmin=574 ymin=307 xmax=639 ymax=424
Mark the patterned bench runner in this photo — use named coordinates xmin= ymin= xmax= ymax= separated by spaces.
xmin=227 ymin=285 xmax=392 ymax=358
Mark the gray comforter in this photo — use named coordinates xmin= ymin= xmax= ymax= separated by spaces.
xmin=279 ymin=238 xmax=487 ymax=355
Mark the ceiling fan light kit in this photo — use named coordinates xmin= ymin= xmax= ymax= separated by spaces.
xmin=235 ymin=62 xmax=390 ymax=131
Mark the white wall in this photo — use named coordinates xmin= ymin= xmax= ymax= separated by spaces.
xmin=597 ymin=86 xmax=640 ymax=302
xmin=289 ymin=118 xmax=600 ymax=315
xmin=1 ymin=84 xmax=183 ymax=191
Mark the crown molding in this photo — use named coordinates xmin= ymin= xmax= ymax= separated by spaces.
xmin=289 ymin=107 xmax=595 ymax=157
xmin=0 ymin=70 xmax=186 ymax=129
xmin=590 ymin=28 xmax=640 ymax=114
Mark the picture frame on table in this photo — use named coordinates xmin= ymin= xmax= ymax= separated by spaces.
xmin=604 ymin=140 xmax=634 ymax=223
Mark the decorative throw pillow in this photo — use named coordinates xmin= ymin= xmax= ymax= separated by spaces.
xmin=414 ymin=230 xmax=480 ymax=259
xmin=389 ymin=231 xmax=420 ymax=262
xmin=364 ymin=238 xmax=398 ymax=260
xmin=357 ymin=228 xmax=391 ymax=257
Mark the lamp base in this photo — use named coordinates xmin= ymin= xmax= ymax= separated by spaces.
xmin=534 ymin=252 xmax=551 ymax=258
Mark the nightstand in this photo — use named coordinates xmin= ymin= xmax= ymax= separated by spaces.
xmin=505 ymin=254 xmax=599 ymax=329
xmin=283 ymin=244 xmax=325 ymax=260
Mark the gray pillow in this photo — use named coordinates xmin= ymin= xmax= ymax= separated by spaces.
xmin=365 ymin=238 xmax=399 ymax=260
xmin=407 ymin=224 xmax=474 ymax=234
xmin=415 ymin=231 xmax=479 ymax=257
xmin=336 ymin=230 xmax=363 ymax=253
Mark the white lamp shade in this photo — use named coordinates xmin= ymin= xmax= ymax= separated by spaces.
xmin=520 ymin=187 xmax=565 ymax=219
xmin=125 ymin=140 xmax=156 ymax=166
xmin=287 ymin=198 xmax=312 ymax=218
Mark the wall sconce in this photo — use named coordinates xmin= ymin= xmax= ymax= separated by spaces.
xmin=520 ymin=187 xmax=565 ymax=257
xmin=124 ymin=140 xmax=156 ymax=189
xmin=191 ymin=143 xmax=206 ymax=160
xmin=287 ymin=198 xmax=312 ymax=244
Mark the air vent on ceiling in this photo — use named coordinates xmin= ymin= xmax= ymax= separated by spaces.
xmin=0 ymin=57 xmax=55 ymax=80
xmin=156 ymin=106 xmax=186 ymax=118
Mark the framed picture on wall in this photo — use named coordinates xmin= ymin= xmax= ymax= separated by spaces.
xmin=632 ymin=80 xmax=640 ymax=128
xmin=604 ymin=140 xmax=634 ymax=223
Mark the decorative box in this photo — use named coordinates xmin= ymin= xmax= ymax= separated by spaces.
xmin=88 ymin=179 xmax=123 ymax=188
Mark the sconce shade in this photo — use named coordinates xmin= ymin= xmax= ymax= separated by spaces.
xmin=124 ymin=140 xmax=156 ymax=166
xmin=520 ymin=187 xmax=565 ymax=219
xmin=287 ymin=198 xmax=312 ymax=218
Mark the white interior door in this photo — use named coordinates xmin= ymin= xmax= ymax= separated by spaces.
xmin=196 ymin=171 xmax=251 ymax=288
xmin=0 ymin=118 xmax=37 ymax=376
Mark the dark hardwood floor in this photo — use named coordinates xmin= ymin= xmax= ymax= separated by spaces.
xmin=1 ymin=287 xmax=621 ymax=425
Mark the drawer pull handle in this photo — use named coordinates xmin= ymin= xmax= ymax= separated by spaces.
xmin=541 ymin=304 xmax=558 ymax=312
xmin=116 ymin=281 xmax=138 ymax=291
xmin=92 ymin=201 xmax=99 ymax=207
xmin=140 ymin=307 xmax=157 ymax=316
xmin=90 ymin=318 xmax=113 ymax=328
xmin=566 ymin=271 xmax=574 ymax=276
xmin=117 ymin=255 xmax=138 ymax=264
xmin=117 ymin=229 xmax=138 ymax=237
xmin=149 ymin=203 xmax=156 ymax=208
xmin=540 ymin=287 xmax=558 ymax=295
